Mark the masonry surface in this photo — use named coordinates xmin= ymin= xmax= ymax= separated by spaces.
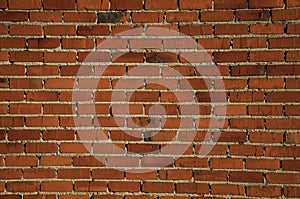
xmin=0 ymin=0 xmax=299 ymax=198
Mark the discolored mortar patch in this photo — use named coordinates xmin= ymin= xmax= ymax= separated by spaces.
xmin=97 ymin=11 xmax=126 ymax=23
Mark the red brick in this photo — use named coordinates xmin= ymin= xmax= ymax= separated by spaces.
xmin=230 ymin=172 xmax=263 ymax=183
xmin=28 ymin=38 xmax=60 ymax=49
xmin=198 ymin=38 xmax=230 ymax=49
xmin=248 ymin=105 xmax=282 ymax=116
xmin=24 ymin=196 xmax=52 ymax=199
xmin=0 ymin=143 xmax=23 ymax=153
xmin=40 ymin=156 xmax=71 ymax=166
xmin=0 ymin=51 xmax=8 ymax=61
xmin=180 ymin=24 xmax=212 ymax=35
xmin=267 ymin=64 xmax=300 ymax=76
xmin=180 ymin=0 xmax=211 ymax=9
xmin=231 ymin=145 xmax=263 ymax=156
xmin=44 ymin=0 xmax=76 ymax=10
xmin=166 ymin=12 xmax=199 ymax=22
xmin=214 ymin=132 xmax=247 ymax=142
xmin=210 ymin=158 xmax=243 ymax=169
xmin=10 ymin=51 xmax=43 ymax=62
xmin=233 ymin=37 xmax=266 ymax=48
xmin=6 ymin=181 xmax=40 ymax=192
xmin=0 ymin=116 xmax=24 ymax=127
xmin=77 ymin=0 xmax=109 ymax=10
xmin=250 ymin=24 xmax=284 ymax=34
xmin=5 ymin=156 xmax=37 ymax=166
xmin=266 ymin=146 xmax=300 ymax=157
xmin=145 ymin=0 xmax=177 ymax=10
xmin=10 ymin=104 xmax=42 ymax=114
xmin=282 ymin=160 xmax=300 ymax=171
xmin=215 ymin=79 xmax=247 ymax=90
xmin=286 ymin=132 xmax=300 ymax=144
xmin=26 ymin=143 xmax=57 ymax=153
xmin=159 ymin=170 xmax=192 ymax=180
xmin=236 ymin=10 xmax=270 ymax=21
xmin=42 ymin=130 xmax=74 ymax=140
xmin=0 ymin=169 xmax=22 ymax=179
xmin=94 ymin=196 xmax=123 ymax=199
xmin=287 ymin=0 xmax=300 ymax=7
xmin=132 ymin=12 xmax=164 ymax=23
xmin=45 ymin=78 xmax=75 ymax=89
xmin=64 ymin=12 xmax=96 ymax=22
xmin=78 ymin=25 xmax=110 ymax=35
xmin=214 ymin=51 xmax=248 ymax=62
xmin=273 ymin=8 xmax=300 ymax=21
xmin=215 ymin=0 xmax=247 ymax=9
xmin=269 ymin=37 xmax=300 ymax=48
xmin=274 ymin=119 xmax=300 ymax=129
xmin=249 ymin=78 xmax=284 ymax=89
xmin=10 ymin=24 xmax=42 ymax=36
xmin=26 ymin=116 xmax=58 ymax=127
xmin=143 ymin=182 xmax=174 ymax=193
xmin=286 ymin=105 xmax=300 ymax=116
xmin=92 ymin=168 xmax=124 ymax=179
xmin=267 ymin=119 xmax=300 ymax=129
xmin=0 ymin=65 xmax=25 ymax=75
xmin=249 ymin=0 xmax=284 ymax=8
xmin=111 ymin=0 xmax=143 ymax=10
xmin=8 ymin=130 xmax=40 ymax=140
xmin=59 ymin=196 xmax=89 ymax=199
xmin=44 ymin=25 xmax=76 ymax=35
xmin=112 ymin=25 xmax=143 ymax=35
xmin=176 ymin=183 xmax=208 ymax=194
xmin=287 ymin=50 xmax=300 ymax=62
xmin=215 ymin=24 xmax=248 ymax=35
xmin=250 ymin=51 xmax=284 ymax=62
xmin=247 ymin=186 xmax=281 ymax=197
xmin=194 ymin=170 xmax=227 ymax=181
xmin=23 ymin=168 xmax=56 ymax=178
xmin=286 ymin=79 xmax=300 ymax=89
xmin=30 ymin=11 xmax=62 ymax=22
xmin=60 ymin=143 xmax=90 ymax=153
xmin=0 ymin=11 xmax=28 ymax=21
xmin=0 ymin=104 xmax=7 ymax=113
xmin=41 ymin=181 xmax=73 ymax=192
xmin=0 ymin=0 xmax=6 ymax=8
xmin=108 ymin=182 xmax=140 ymax=192
xmin=284 ymin=186 xmax=300 ymax=197
xmin=0 ymin=24 xmax=8 ymax=34
xmin=231 ymin=118 xmax=264 ymax=129
xmin=8 ymin=0 xmax=41 ymax=9
xmin=75 ymin=181 xmax=106 ymax=192
xmin=58 ymin=168 xmax=90 ymax=179
xmin=246 ymin=159 xmax=280 ymax=170
xmin=78 ymin=52 xmax=110 ymax=62
xmin=73 ymin=156 xmax=105 ymax=167
xmin=288 ymin=24 xmax=300 ymax=34
xmin=26 ymin=91 xmax=58 ymax=102
xmin=267 ymin=92 xmax=300 ymax=102
xmin=211 ymin=184 xmax=244 ymax=195
xmin=130 ymin=38 xmax=162 ymax=49
xmin=267 ymin=173 xmax=300 ymax=184
xmin=201 ymin=11 xmax=233 ymax=22
xmin=44 ymin=52 xmax=76 ymax=63
xmin=10 ymin=78 xmax=42 ymax=89
xmin=0 ymin=38 xmax=26 ymax=48
xmin=250 ymin=132 xmax=283 ymax=144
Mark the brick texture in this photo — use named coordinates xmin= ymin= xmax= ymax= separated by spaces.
xmin=0 ymin=0 xmax=299 ymax=198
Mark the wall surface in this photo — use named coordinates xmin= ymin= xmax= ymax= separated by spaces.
xmin=0 ymin=0 xmax=299 ymax=198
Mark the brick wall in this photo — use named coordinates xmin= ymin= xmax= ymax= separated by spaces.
xmin=0 ymin=0 xmax=299 ymax=198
